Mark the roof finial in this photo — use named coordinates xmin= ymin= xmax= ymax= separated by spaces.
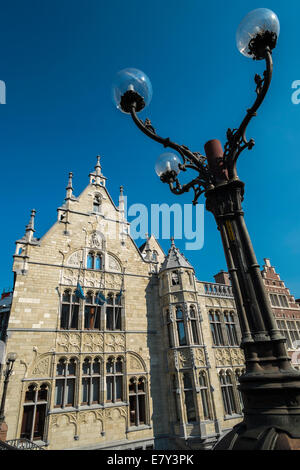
xmin=120 ymin=185 xmax=124 ymax=195
xmin=25 ymin=209 xmax=36 ymax=242
xmin=65 ymin=172 xmax=73 ymax=201
xmin=170 ymin=236 xmax=175 ymax=246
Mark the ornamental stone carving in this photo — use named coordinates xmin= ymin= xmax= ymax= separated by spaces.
xmin=105 ymin=274 xmax=122 ymax=289
xmin=107 ymin=254 xmax=121 ymax=272
xmin=84 ymin=271 xmax=104 ymax=288
xmin=32 ymin=356 xmax=51 ymax=377
xmin=82 ymin=333 xmax=104 ymax=352
xmin=128 ymin=355 xmax=144 ymax=372
xmin=66 ymin=250 xmax=83 ymax=268
xmin=194 ymin=348 xmax=206 ymax=367
xmin=230 ymin=348 xmax=245 ymax=365
xmin=104 ymin=333 xmax=125 ymax=352
xmin=57 ymin=332 xmax=81 ymax=352
xmin=178 ymin=350 xmax=191 ymax=368
xmin=90 ymin=231 xmax=104 ymax=249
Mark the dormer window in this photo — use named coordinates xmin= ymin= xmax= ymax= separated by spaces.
xmin=93 ymin=195 xmax=101 ymax=213
xmin=87 ymin=252 xmax=102 ymax=270
xmin=171 ymin=271 xmax=179 ymax=286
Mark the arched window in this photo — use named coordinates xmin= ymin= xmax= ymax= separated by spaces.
xmin=87 ymin=252 xmax=102 ymax=270
xmin=106 ymin=293 xmax=122 ymax=331
xmin=20 ymin=383 xmax=48 ymax=441
xmin=60 ymin=290 xmax=79 ymax=330
xmin=176 ymin=306 xmax=187 ymax=346
xmin=171 ymin=375 xmax=180 ymax=422
xmin=183 ymin=373 xmax=196 ymax=422
xmin=82 ymin=357 xmax=101 ymax=405
xmin=190 ymin=306 xmax=200 ymax=345
xmin=93 ymin=195 xmax=101 ymax=213
xmin=209 ymin=311 xmax=225 ymax=346
xmin=166 ymin=309 xmax=173 ymax=347
xmin=219 ymin=371 xmax=238 ymax=416
xmin=84 ymin=292 xmax=101 ymax=330
xmin=224 ymin=311 xmax=239 ymax=346
xmin=171 ymin=271 xmax=180 ymax=286
xmin=129 ymin=377 xmax=147 ymax=427
xmin=54 ymin=358 xmax=77 ymax=408
xmin=235 ymin=369 xmax=244 ymax=412
xmin=152 ymin=251 xmax=158 ymax=262
xmin=199 ymin=371 xmax=210 ymax=420
xmin=106 ymin=357 xmax=123 ymax=403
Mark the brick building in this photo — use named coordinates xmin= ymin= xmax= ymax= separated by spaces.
xmin=0 ymin=156 xmax=298 ymax=450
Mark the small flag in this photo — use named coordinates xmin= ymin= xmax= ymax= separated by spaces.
xmin=75 ymin=282 xmax=85 ymax=299
xmin=95 ymin=291 xmax=107 ymax=305
xmin=116 ymin=288 xmax=123 ymax=303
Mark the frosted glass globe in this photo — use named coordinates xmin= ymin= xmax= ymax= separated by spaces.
xmin=112 ymin=68 xmax=153 ymax=113
xmin=155 ymin=153 xmax=181 ymax=180
xmin=236 ymin=8 xmax=280 ymax=59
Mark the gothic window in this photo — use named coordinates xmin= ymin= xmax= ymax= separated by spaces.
xmin=199 ymin=371 xmax=211 ymax=420
xmin=20 ymin=383 xmax=48 ymax=441
xmin=60 ymin=290 xmax=79 ymax=330
xmin=224 ymin=311 xmax=239 ymax=346
xmin=209 ymin=311 xmax=225 ymax=346
xmin=171 ymin=375 xmax=180 ymax=422
xmin=106 ymin=357 xmax=123 ymax=403
xmin=219 ymin=371 xmax=238 ymax=416
xmin=81 ymin=357 xmax=101 ymax=405
xmin=93 ymin=195 xmax=101 ymax=213
xmin=276 ymin=320 xmax=292 ymax=348
xmin=129 ymin=377 xmax=146 ymax=427
xmin=190 ymin=306 xmax=200 ymax=345
xmin=54 ymin=358 xmax=77 ymax=408
xmin=235 ymin=369 xmax=244 ymax=411
xmin=183 ymin=373 xmax=196 ymax=422
xmin=106 ymin=293 xmax=122 ymax=331
xmin=171 ymin=271 xmax=180 ymax=286
xmin=87 ymin=252 xmax=102 ymax=270
xmin=84 ymin=292 xmax=101 ymax=330
xmin=176 ymin=306 xmax=187 ymax=346
xmin=287 ymin=321 xmax=299 ymax=347
xmin=166 ymin=309 xmax=173 ymax=347
xmin=152 ymin=251 xmax=158 ymax=262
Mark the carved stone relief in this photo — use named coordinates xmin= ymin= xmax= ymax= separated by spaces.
xmin=57 ymin=332 xmax=81 ymax=352
xmin=66 ymin=250 xmax=83 ymax=268
xmin=82 ymin=333 xmax=104 ymax=352
xmin=104 ymin=333 xmax=125 ymax=352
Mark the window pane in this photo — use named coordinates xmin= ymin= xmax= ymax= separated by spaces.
xmin=106 ymin=376 xmax=113 ymax=401
xmin=55 ymin=381 xmax=64 ymax=406
xmin=87 ymin=254 xmax=93 ymax=269
xmin=177 ymin=321 xmax=187 ymax=346
xmin=138 ymin=395 xmax=145 ymax=424
xmin=21 ymin=406 xmax=34 ymax=439
xmin=82 ymin=378 xmax=89 ymax=403
xmin=129 ymin=395 xmax=137 ymax=424
xmin=95 ymin=256 xmax=102 ymax=270
xmin=191 ymin=320 xmax=199 ymax=344
xmin=184 ymin=390 xmax=196 ymax=422
xmin=106 ymin=307 xmax=113 ymax=330
xmin=116 ymin=376 xmax=123 ymax=400
xmin=61 ymin=304 xmax=70 ymax=329
xmin=70 ymin=305 xmax=79 ymax=329
xmin=115 ymin=307 xmax=121 ymax=330
xmin=92 ymin=377 xmax=100 ymax=403
xmin=33 ymin=404 xmax=46 ymax=440
xmin=66 ymin=379 xmax=75 ymax=406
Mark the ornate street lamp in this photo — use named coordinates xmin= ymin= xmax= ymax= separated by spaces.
xmin=113 ymin=8 xmax=300 ymax=450
xmin=0 ymin=352 xmax=17 ymax=441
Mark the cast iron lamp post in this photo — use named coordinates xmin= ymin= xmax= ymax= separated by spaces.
xmin=113 ymin=8 xmax=300 ymax=450
xmin=0 ymin=352 xmax=17 ymax=441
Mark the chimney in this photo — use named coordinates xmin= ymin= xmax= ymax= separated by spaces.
xmin=214 ymin=270 xmax=231 ymax=286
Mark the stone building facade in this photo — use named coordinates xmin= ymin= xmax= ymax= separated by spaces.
xmin=0 ymin=156 xmax=298 ymax=450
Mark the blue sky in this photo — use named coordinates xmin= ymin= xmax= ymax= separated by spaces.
xmin=0 ymin=0 xmax=299 ymax=296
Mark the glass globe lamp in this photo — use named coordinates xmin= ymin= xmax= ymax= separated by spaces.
xmin=112 ymin=68 xmax=153 ymax=113
xmin=236 ymin=8 xmax=280 ymax=60
xmin=155 ymin=152 xmax=181 ymax=182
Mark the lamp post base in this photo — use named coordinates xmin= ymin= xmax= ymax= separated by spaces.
xmin=0 ymin=421 xmax=8 ymax=442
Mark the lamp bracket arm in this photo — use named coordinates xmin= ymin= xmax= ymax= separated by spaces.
xmin=130 ymin=105 xmax=208 ymax=172
xmin=224 ymin=48 xmax=273 ymax=173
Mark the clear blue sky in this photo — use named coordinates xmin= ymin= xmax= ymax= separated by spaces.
xmin=0 ymin=0 xmax=299 ymax=297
